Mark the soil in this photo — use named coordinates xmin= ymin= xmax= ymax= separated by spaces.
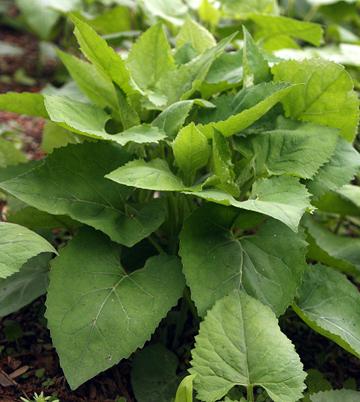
xmin=0 ymin=17 xmax=359 ymax=402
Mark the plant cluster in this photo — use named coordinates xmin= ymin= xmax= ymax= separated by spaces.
xmin=0 ymin=7 xmax=360 ymax=402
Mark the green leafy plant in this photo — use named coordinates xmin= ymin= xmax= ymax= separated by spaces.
xmin=20 ymin=392 xmax=59 ymax=402
xmin=0 ymin=12 xmax=360 ymax=402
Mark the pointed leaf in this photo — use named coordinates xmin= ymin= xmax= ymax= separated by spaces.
xmin=70 ymin=14 xmax=135 ymax=96
xmin=190 ymin=290 xmax=306 ymax=402
xmin=293 ymin=264 xmax=360 ymax=358
xmin=176 ymin=17 xmax=216 ymax=54
xmin=242 ymin=27 xmax=270 ymax=86
xmin=46 ymin=228 xmax=185 ymax=389
xmin=152 ymin=99 xmax=215 ymax=138
xmin=173 ymin=123 xmax=210 ymax=183
xmin=127 ymin=23 xmax=175 ymax=91
xmin=175 ymin=375 xmax=195 ymax=402
xmin=180 ymin=204 xmax=307 ymax=317
xmin=0 ymin=222 xmax=56 ymax=279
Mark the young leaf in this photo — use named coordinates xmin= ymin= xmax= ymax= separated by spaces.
xmin=272 ymin=59 xmax=359 ymax=141
xmin=241 ymin=122 xmax=338 ymax=179
xmin=310 ymin=389 xmax=360 ymax=402
xmin=0 ymin=253 xmax=51 ymax=317
xmin=293 ymin=264 xmax=360 ymax=358
xmin=188 ymin=176 xmax=311 ymax=231
xmin=152 ymin=99 xmax=215 ymax=138
xmin=70 ymin=14 xmax=135 ymax=96
xmin=174 ymin=375 xmax=195 ymax=402
xmin=131 ymin=344 xmax=179 ymax=402
xmin=176 ymin=17 xmax=216 ymax=54
xmin=0 ymin=222 xmax=56 ymax=279
xmin=0 ymin=143 xmax=166 ymax=247
xmin=307 ymin=137 xmax=360 ymax=198
xmin=210 ymin=131 xmax=239 ymax=196
xmin=197 ymin=82 xmax=294 ymax=137
xmin=250 ymin=15 xmax=323 ymax=51
xmin=173 ymin=123 xmax=210 ymax=183
xmin=242 ymin=27 xmax=270 ymax=86
xmin=127 ymin=23 xmax=175 ymax=92
xmin=44 ymin=96 xmax=166 ymax=145
xmin=0 ymin=92 xmax=48 ymax=118
xmin=46 ymin=228 xmax=185 ymax=389
xmin=157 ymin=34 xmax=236 ymax=105
xmin=190 ymin=290 xmax=306 ymax=402
xmin=180 ymin=204 xmax=307 ymax=317
xmin=304 ymin=216 xmax=360 ymax=275
xmin=106 ymin=159 xmax=186 ymax=192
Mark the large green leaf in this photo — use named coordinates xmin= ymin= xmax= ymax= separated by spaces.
xmin=0 ymin=222 xmax=56 ymax=279
xmin=240 ymin=122 xmax=338 ymax=179
xmin=127 ymin=23 xmax=174 ymax=92
xmin=46 ymin=228 xmax=185 ymax=389
xmin=0 ymin=143 xmax=165 ymax=247
xmin=310 ymin=389 xmax=360 ymax=402
xmin=197 ymin=82 xmax=294 ymax=137
xmin=0 ymin=92 xmax=48 ymax=118
xmin=190 ymin=290 xmax=306 ymax=402
xmin=44 ymin=96 xmax=166 ymax=145
xmin=173 ymin=123 xmax=210 ymax=184
xmin=304 ymin=216 xmax=360 ymax=275
xmin=180 ymin=204 xmax=307 ymax=317
xmin=190 ymin=176 xmax=311 ymax=231
xmin=131 ymin=344 xmax=179 ymax=402
xmin=251 ymin=15 xmax=323 ymax=51
xmin=272 ymin=59 xmax=359 ymax=141
xmin=0 ymin=253 xmax=51 ymax=317
xmin=106 ymin=159 xmax=186 ymax=192
xmin=293 ymin=264 xmax=360 ymax=358
xmin=307 ymin=137 xmax=360 ymax=198
xmin=176 ymin=17 xmax=216 ymax=54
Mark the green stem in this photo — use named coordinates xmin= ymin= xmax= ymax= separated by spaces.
xmin=247 ymin=385 xmax=254 ymax=402
xmin=148 ymin=235 xmax=165 ymax=254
